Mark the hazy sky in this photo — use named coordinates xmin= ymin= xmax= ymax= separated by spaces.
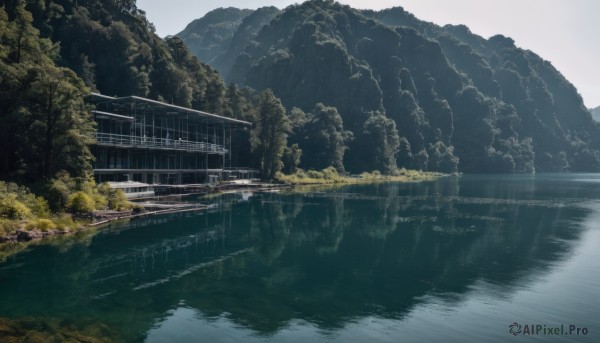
xmin=137 ymin=0 xmax=600 ymax=108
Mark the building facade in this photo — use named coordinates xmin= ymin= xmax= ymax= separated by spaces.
xmin=89 ymin=93 xmax=255 ymax=184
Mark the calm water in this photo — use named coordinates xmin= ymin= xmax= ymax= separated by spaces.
xmin=1 ymin=174 xmax=599 ymax=342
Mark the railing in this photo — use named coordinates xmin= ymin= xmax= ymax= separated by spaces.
xmin=95 ymin=133 xmax=227 ymax=153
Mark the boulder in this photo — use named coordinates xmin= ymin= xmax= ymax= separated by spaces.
xmin=16 ymin=230 xmax=44 ymax=242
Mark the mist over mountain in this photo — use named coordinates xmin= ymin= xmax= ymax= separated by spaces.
xmin=178 ymin=6 xmax=281 ymax=78
xmin=180 ymin=0 xmax=600 ymax=173
xmin=591 ymin=106 xmax=600 ymax=122
xmin=176 ymin=8 xmax=253 ymax=67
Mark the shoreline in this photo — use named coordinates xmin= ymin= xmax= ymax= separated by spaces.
xmin=276 ymin=171 xmax=446 ymax=186
xmin=0 ymin=182 xmax=292 ymax=244
xmin=0 ymin=175 xmax=442 ymax=244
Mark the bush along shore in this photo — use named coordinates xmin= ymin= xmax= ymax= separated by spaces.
xmin=0 ymin=168 xmax=443 ymax=243
xmin=276 ymin=167 xmax=443 ymax=185
xmin=0 ymin=172 xmax=135 ymax=243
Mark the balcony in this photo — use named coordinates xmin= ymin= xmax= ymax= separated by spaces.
xmin=95 ymin=133 xmax=227 ymax=154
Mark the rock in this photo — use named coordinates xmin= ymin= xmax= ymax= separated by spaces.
xmin=0 ymin=318 xmax=24 ymax=342
xmin=0 ymin=322 xmax=17 ymax=336
xmin=64 ymin=330 xmax=106 ymax=343
xmin=23 ymin=331 xmax=52 ymax=343
xmin=16 ymin=230 xmax=43 ymax=242
xmin=0 ymin=235 xmax=14 ymax=243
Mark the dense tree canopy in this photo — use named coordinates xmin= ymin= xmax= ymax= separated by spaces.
xmin=14 ymin=0 xmax=228 ymax=114
xmin=4 ymin=0 xmax=600 ymax=182
xmin=0 ymin=0 xmax=293 ymax=182
xmin=0 ymin=1 xmax=94 ymax=181
xmin=292 ymin=103 xmax=352 ymax=172
xmin=181 ymin=0 xmax=600 ymax=173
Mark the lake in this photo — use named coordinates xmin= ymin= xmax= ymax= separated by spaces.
xmin=0 ymin=174 xmax=599 ymax=342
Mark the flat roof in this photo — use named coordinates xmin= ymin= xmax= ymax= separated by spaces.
xmin=92 ymin=110 xmax=134 ymax=121
xmin=89 ymin=93 xmax=251 ymax=126
xmin=90 ymin=92 xmax=116 ymax=100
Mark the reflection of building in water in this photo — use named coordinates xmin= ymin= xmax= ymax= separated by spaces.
xmin=89 ymin=198 xmax=246 ymax=299
xmin=94 ymin=222 xmax=226 ymax=278
xmin=7 ymin=177 xmax=590 ymax=341
xmin=88 ymin=93 xmax=257 ymax=185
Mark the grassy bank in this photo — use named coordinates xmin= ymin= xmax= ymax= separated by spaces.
xmin=275 ymin=167 xmax=443 ymax=185
xmin=0 ymin=175 xmax=136 ymax=242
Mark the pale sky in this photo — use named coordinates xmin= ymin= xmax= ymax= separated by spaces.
xmin=138 ymin=0 xmax=600 ymax=108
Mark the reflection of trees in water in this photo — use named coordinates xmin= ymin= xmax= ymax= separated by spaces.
xmin=0 ymin=178 xmax=593 ymax=340
xmin=0 ymin=202 xmax=252 ymax=341
xmin=200 ymin=178 xmax=590 ymax=333
xmin=250 ymin=192 xmax=350 ymax=260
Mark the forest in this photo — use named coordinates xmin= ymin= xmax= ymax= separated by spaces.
xmin=0 ymin=0 xmax=240 ymax=231
xmin=180 ymin=0 xmax=600 ymax=174
xmin=2 ymin=0 xmax=600 ymax=226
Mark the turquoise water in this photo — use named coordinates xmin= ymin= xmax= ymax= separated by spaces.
xmin=1 ymin=174 xmax=599 ymax=342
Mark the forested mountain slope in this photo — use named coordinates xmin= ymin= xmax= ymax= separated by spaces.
xmin=177 ymin=8 xmax=253 ymax=67
xmin=0 ymin=0 xmax=245 ymax=181
xmin=21 ymin=0 xmax=228 ymax=112
xmin=182 ymin=0 xmax=600 ymax=173
xmin=591 ymin=106 xmax=600 ymax=122
xmin=177 ymin=7 xmax=280 ymax=78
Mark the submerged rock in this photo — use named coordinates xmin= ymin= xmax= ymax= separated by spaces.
xmin=0 ymin=317 xmax=118 ymax=343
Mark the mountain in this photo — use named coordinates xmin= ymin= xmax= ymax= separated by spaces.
xmin=0 ymin=0 xmax=256 ymax=181
xmin=591 ymin=106 xmax=600 ymax=122
xmin=177 ymin=8 xmax=253 ymax=67
xmin=181 ymin=0 xmax=600 ymax=173
xmin=19 ymin=0 xmax=230 ymax=112
xmin=177 ymin=6 xmax=281 ymax=78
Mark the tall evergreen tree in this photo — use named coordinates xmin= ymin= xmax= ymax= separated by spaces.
xmin=0 ymin=2 xmax=94 ymax=180
xmin=251 ymin=90 xmax=289 ymax=179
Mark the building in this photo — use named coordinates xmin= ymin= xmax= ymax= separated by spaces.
xmin=88 ymin=93 xmax=256 ymax=185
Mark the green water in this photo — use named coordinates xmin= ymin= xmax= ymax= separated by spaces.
xmin=1 ymin=174 xmax=599 ymax=342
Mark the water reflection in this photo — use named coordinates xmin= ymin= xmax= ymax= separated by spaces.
xmin=0 ymin=175 xmax=599 ymax=342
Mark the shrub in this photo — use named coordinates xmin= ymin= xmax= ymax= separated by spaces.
xmin=274 ymin=171 xmax=285 ymax=180
xmin=295 ymin=169 xmax=307 ymax=178
xmin=25 ymin=218 xmax=57 ymax=232
xmin=108 ymin=189 xmax=133 ymax=211
xmin=68 ymin=192 xmax=96 ymax=214
xmin=0 ymin=219 xmax=20 ymax=236
xmin=0 ymin=195 xmax=32 ymax=220
xmin=81 ymin=179 xmax=108 ymax=209
xmin=307 ymin=170 xmax=324 ymax=179
xmin=360 ymin=170 xmax=383 ymax=180
xmin=98 ymin=183 xmax=133 ymax=211
xmin=30 ymin=197 xmax=51 ymax=218
xmin=0 ymin=181 xmax=49 ymax=218
xmin=322 ymin=167 xmax=340 ymax=180
xmin=53 ymin=214 xmax=77 ymax=231
xmin=47 ymin=178 xmax=71 ymax=212
xmin=91 ymin=192 xmax=108 ymax=209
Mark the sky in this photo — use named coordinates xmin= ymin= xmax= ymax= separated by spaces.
xmin=137 ymin=0 xmax=600 ymax=108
